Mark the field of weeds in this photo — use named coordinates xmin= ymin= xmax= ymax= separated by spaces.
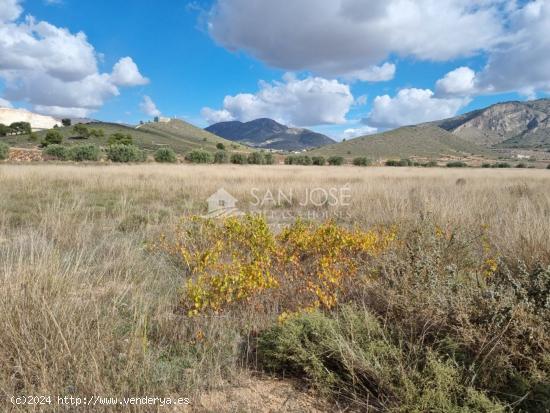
xmin=0 ymin=164 xmax=549 ymax=412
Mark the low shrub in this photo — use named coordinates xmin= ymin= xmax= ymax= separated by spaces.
xmin=214 ymin=150 xmax=229 ymax=164
xmin=264 ymin=153 xmax=275 ymax=165
xmin=0 ymin=142 xmax=9 ymax=160
xmin=312 ymin=156 xmax=326 ymax=166
xmin=516 ymin=163 xmax=527 ymax=168
xmin=257 ymin=307 xmax=504 ymax=411
xmin=230 ymin=153 xmax=247 ymax=165
xmin=155 ymin=215 xmax=396 ymax=316
xmin=424 ymin=160 xmax=438 ymax=167
xmin=42 ymin=130 xmax=63 ymax=147
xmin=547 ymin=164 xmax=550 ymax=169
xmin=248 ymin=152 xmax=266 ymax=165
xmin=154 ymin=147 xmax=177 ymax=163
xmin=327 ymin=156 xmax=344 ymax=166
xmin=285 ymin=155 xmax=312 ymax=165
xmin=352 ymin=157 xmax=372 ymax=166
xmin=106 ymin=144 xmax=146 ymax=162
xmin=186 ymin=149 xmax=213 ymax=164
xmin=44 ymin=144 xmax=69 ymax=160
xmin=446 ymin=161 xmax=468 ymax=168
xmin=385 ymin=160 xmax=400 ymax=167
xmin=399 ymin=158 xmax=413 ymax=167
xmin=69 ymin=144 xmax=100 ymax=161
xmin=216 ymin=143 xmax=226 ymax=150
xmin=493 ymin=162 xmax=511 ymax=168
xmin=108 ymin=133 xmax=133 ymax=146
xmin=482 ymin=163 xmax=492 ymax=168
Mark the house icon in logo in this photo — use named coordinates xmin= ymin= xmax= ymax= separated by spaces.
xmin=205 ymin=188 xmax=241 ymax=218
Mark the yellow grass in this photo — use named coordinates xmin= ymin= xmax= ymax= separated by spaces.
xmin=1 ymin=164 xmax=549 ymax=411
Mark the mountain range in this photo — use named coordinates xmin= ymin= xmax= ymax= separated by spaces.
xmin=205 ymin=118 xmax=335 ymax=151
xmin=310 ymin=99 xmax=550 ymax=159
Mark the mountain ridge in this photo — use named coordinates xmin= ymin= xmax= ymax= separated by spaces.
xmin=206 ymin=118 xmax=335 ymax=151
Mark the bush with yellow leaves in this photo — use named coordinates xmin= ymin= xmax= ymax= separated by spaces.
xmin=155 ymin=214 xmax=397 ymax=316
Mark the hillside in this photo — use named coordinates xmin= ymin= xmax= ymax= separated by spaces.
xmin=4 ymin=119 xmax=250 ymax=154
xmin=206 ymin=118 xmax=335 ymax=151
xmin=309 ymin=125 xmax=492 ymax=159
xmin=436 ymin=99 xmax=550 ymax=150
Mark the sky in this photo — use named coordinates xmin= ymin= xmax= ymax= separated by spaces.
xmin=0 ymin=0 xmax=549 ymax=140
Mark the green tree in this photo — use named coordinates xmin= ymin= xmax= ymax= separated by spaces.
xmin=216 ymin=142 xmax=226 ymax=150
xmin=247 ymin=152 xmax=265 ymax=165
xmin=106 ymin=144 xmax=146 ymax=162
xmin=42 ymin=130 xmax=63 ymax=146
xmin=214 ymin=150 xmax=229 ymax=164
xmin=186 ymin=149 xmax=213 ymax=164
xmin=62 ymin=118 xmax=72 ymax=127
xmin=353 ymin=157 xmax=372 ymax=166
xmin=264 ymin=153 xmax=275 ymax=165
xmin=230 ymin=153 xmax=247 ymax=165
xmin=9 ymin=122 xmax=31 ymax=135
xmin=154 ymin=147 xmax=177 ymax=163
xmin=0 ymin=123 xmax=10 ymax=137
xmin=327 ymin=156 xmax=344 ymax=166
xmin=108 ymin=133 xmax=133 ymax=146
xmin=312 ymin=156 xmax=326 ymax=166
xmin=73 ymin=124 xmax=90 ymax=138
xmin=44 ymin=144 xmax=69 ymax=160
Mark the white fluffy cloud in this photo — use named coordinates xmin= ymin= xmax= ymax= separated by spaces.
xmin=0 ymin=0 xmax=148 ymax=117
xmin=202 ymin=74 xmax=354 ymax=126
xmin=0 ymin=0 xmax=22 ymax=23
xmin=367 ymin=88 xmax=469 ymax=128
xmin=343 ymin=63 xmax=396 ymax=82
xmin=0 ymin=97 xmax=12 ymax=108
xmin=435 ymin=67 xmax=477 ymax=97
xmin=140 ymin=95 xmax=161 ymax=117
xmin=111 ymin=57 xmax=149 ymax=87
xmin=436 ymin=1 xmax=550 ymax=98
xmin=341 ymin=126 xmax=378 ymax=140
xmin=207 ymin=0 xmax=505 ymax=78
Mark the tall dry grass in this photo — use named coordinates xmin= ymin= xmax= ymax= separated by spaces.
xmin=0 ymin=164 xmax=549 ymax=411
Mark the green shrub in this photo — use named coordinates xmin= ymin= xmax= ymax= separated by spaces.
xmin=424 ymin=160 xmax=438 ymax=167
xmin=154 ymin=147 xmax=177 ymax=163
xmin=72 ymin=124 xmax=89 ymax=138
xmin=385 ymin=160 xmax=400 ymax=167
xmin=42 ymin=130 xmax=63 ymax=146
xmin=446 ymin=161 xmax=468 ymax=168
xmin=108 ymin=133 xmax=133 ymax=146
xmin=312 ymin=156 xmax=326 ymax=166
xmin=0 ymin=142 xmax=9 ymax=160
xmin=258 ymin=307 xmax=504 ymax=411
xmin=0 ymin=123 xmax=10 ymax=137
xmin=106 ymin=144 xmax=146 ymax=162
xmin=214 ymin=150 xmax=229 ymax=164
xmin=69 ymin=144 xmax=100 ymax=161
xmin=247 ymin=152 xmax=265 ymax=165
xmin=352 ymin=157 xmax=371 ymax=166
xmin=496 ymin=162 xmax=511 ymax=168
xmin=285 ymin=155 xmax=313 ymax=165
xmin=482 ymin=163 xmax=492 ymax=168
xmin=44 ymin=144 xmax=69 ymax=160
xmin=186 ymin=149 xmax=213 ymax=164
xmin=230 ymin=153 xmax=247 ymax=165
xmin=399 ymin=158 xmax=413 ymax=167
xmin=547 ymin=164 xmax=550 ymax=170
xmin=216 ymin=143 xmax=226 ymax=151
xmin=327 ymin=156 xmax=344 ymax=166
xmin=88 ymin=128 xmax=104 ymax=138
xmin=264 ymin=153 xmax=275 ymax=165
xmin=516 ymin=163 xmax=527 ymax=168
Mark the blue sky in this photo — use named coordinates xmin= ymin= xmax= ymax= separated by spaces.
xmin=1 ymin=0 xmax=548 ymax=140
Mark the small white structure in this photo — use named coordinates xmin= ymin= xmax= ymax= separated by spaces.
xmin=159 ymin=117 xmax=171 ymax=123
xmin=206 ymin=188 xmax=239 ymax=218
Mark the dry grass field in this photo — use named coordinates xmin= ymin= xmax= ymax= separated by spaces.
xmin=1 ymin=164 xmax=549 ymax=412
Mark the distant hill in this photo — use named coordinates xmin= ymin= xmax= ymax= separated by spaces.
xmin=0 ymin=108 xmax=61 ymax=130
xmin=205 ymin=118 xmax=335 ymax=151
xmin=5 ymin=119 xmax=250 ymax=154
xmin=309 ymin=124 xmax=492 ymax=159
xmin=435 ymin=99 xmax=550 ymax=150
